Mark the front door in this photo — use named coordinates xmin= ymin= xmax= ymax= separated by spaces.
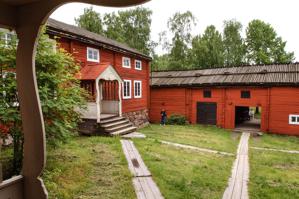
xmin=197 ymin=102 xmax=217 ymax=125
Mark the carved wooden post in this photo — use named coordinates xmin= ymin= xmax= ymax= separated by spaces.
xmin=16 ymin=24 xmax=48 ymax=199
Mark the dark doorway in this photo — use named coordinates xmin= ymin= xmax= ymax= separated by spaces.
xmin=235 ymin=106 xmax=261 ymax=131
xmin=197 ymin=102 xmax=217 ymax=125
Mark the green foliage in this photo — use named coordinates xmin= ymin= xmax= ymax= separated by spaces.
xmin=191 ymin=25 xmax=224 ymax=68
xmin=166 ymin=114 xmax=187 ymax=125
xmin=76 ymin=6 xmax=153 ymax=55
xmin=75 ymin=7 xmax=104 ymax=35
xmin=245 ymin=19 xmax=294 ymax=64
xmin=223 ymin=20 xmax=246 ymax=66
xmin=0 ymin=29 xmax=87 ymax=146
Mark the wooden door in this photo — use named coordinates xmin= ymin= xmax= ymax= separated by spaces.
xmin=197 ymin=102 xmax=217 ymax=125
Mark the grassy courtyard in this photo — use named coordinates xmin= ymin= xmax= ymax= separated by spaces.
xmin=249 ymin=134 xmax=299 ymax=199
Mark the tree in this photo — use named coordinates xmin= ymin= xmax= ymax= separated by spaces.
xmin=245 ymin=19 xmax=294 ymax=64
xmin=75 ymin=7 xmax=104 ymax=35
xmin=191 ymin=25 xmax=224 ymax=68
xmin=166 ymin=11 xmax=196 ymax=70
xmin=103 ymin=7 xmax=153 ymax=55
xmin=223 ymin=20 xmax=245 ymax=66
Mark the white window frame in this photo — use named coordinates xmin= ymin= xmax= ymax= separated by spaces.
xmin=123 ymin=80 xmax=132 ymax=99
xmin=87 ymin=47 xmax=100 ymax=62
xmin=135 ymin=60 xmax=142 ymax=70
xmin=289 ymin=114 xmax=299 ymax=125
xmin=134 ymin=80 xmax=142 ymax=98
xmin=122 ymin=57 xmax=131 ymax=68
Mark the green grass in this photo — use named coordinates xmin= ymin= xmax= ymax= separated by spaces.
xmin=0 ymin=146 xmax=14 ymax=180
xmin=249 ymin=134 xmax=299 ymax=199
xmin=250 ymin=133 xmax=299 ymax=151
xmin=42 ymin=136 xmax=135 ymax=199
xmin=134 ymin=138 xmax=234 ymax=199
xmin=139 ymin=124 xmax=240 ymax=153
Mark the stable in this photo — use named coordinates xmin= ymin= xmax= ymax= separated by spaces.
xmin=150 ymin=64 xmax=299 ymax=136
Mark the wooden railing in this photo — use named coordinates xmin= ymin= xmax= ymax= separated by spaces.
xmin=0 ymin=175 xmax=24 ymax=199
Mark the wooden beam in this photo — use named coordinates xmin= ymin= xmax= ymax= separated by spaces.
xmin=0 ymin=2 xmax=16 ymax=29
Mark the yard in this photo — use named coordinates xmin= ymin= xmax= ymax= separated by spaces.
xmin=1 ymin=125 xmax=299 ymax=199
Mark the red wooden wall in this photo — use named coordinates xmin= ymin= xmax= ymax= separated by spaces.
xmin=54 ymin=37 xmax=150 ymax=114
xmin=150 ymin=87 xmax=299 ymax=136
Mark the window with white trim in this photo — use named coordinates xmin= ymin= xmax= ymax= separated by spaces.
xmin=87 ymin=47 xmax=100 ymax=62
xmin=123 ymin=80 xmax=131 ymax=99
xmin=135 ymin=60 xmax=142 ymax=70
xmin=122 ymin=57 xmax=131 ymax=68
xmin=289 ymin=114 xmax=299 ymax=125
xmin=134 ymin=80 xmax=142 ymax=98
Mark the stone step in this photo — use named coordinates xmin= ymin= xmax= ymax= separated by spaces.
xmin=105 ymin=123 xmax=133 ymax=133
xmin=101 ymin=120 xmax=129 ymax=128
xmin=111 ymin=126 xmax=137 ymax=136
xmin=99 ymin=117 xmax=126 ymax=125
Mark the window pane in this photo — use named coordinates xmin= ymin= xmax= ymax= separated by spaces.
xmin=291 ymin=116 xmax=296 ymax=122
xmin=241 ymin=91 xmax=250 ymax=98
xmin=297 ymin=117 xmax=299 ymax=123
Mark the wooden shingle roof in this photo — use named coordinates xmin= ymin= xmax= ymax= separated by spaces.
xmin=151 ymin=63 xmax=299 ymax=87
xmin=46 ymin=18 xmax=151 ymax=61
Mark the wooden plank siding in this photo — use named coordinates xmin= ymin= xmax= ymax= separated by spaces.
xmin=150 ymin=87 xmax=299 ymax=136
xmin=53 ymin=36 xmax=150 ymax=114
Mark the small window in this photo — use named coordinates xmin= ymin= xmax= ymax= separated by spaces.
xmin=289 ymin=114 xmax=299 ymax=125
xmin=123 ymin=80 xmax=131 ymax=99
xmin=241 ymin=91 xmax=251 ymax=99
xmin=87 ymin=47 xmax=99 ymax=62
xmin=122 ymin=57 xmax=131 ymax=68
xmin=134 ymin=80 xmax=142 ymax=98
xmin=203 ymin=90 xmax=211 ymax=98
xmin=135 ymin=60 xmax=142 ymax=70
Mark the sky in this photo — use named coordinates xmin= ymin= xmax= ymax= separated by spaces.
xmin=51 ymin=0 xmax=299 ymax=61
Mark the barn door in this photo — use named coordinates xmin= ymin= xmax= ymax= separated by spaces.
xmin=197 ymin=102 xmax=217 ymax=125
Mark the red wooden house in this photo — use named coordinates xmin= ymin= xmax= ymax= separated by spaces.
xmin=46 ymin=19 xmax=151 ymax=135
xmin=150 ymin=64 xmax=299 ymax=136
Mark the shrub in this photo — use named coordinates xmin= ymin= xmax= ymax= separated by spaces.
xmin=166 ymin=114 xmax=186 ymax=125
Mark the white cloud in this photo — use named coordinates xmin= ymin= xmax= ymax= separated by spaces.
xmin=51 ymin=0 xmax=299 ymax=60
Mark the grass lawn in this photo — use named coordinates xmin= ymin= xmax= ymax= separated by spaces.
xmin=139 ymin=124 xmax=240 ymax=153
xmin=249 ymin=134 xmax=299 ymax=199
xmin=42 ymin=136 xmax=136 ymax=199
xmin=0 ymin=146 xmax=14 ymax=180
xmin=134 ymin=138 xmax=235 ymax=199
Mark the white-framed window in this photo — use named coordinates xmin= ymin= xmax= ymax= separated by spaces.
xmin=289 ymin=114 xmax=299 ymax=125
xmin=87 ymin=47 xmax=100 ymax=62
xmin=1 ymin=32 xmax=13 ymax=47
xmin=135 ymin=60 xmax=142 ymax=70
xmin=122 ymin=57 xmax=131 ymax=68
xmin=134 ymin=80 xmax=142 ymax=98
xmin=123 ymin=80 xmax=132 ymax=99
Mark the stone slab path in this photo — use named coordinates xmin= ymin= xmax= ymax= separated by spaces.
xmin=160 ymin=140 xmax=234 ymax=156
xmin=121 ymin=140 xmax=164 ymax=199
xmin=223 ymin=132 xmax=250 ymax=199
xmin=251 ymin=147 xmax=299 ymax=154
xmin=121 ymin=132 xmax=146 ymax=139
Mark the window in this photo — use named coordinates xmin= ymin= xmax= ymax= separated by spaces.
xmin=134 ymin=80 xmax=142 ymax=98
xmin=241 ymin=91 xmax=251 ymax=98
xmin=203 ymin=90 xmax=211 ymax=98
xmin=1 ymin=32 xmax=13 ymax=47
xmin=123 ymin=80 xmax=131 ymax=99
xmin=122 ymin=57 xmax=131 ymax=68
xmin=87 ymin=47 xmax=99 ymax=62
xmin=289 ymin=114 xmax=299 ymax=125
xmin=135 ymin=60 xmax=142 ymax=70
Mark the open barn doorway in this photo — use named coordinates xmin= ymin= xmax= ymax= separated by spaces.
xmin=235 ymin=106 xmax=261 ymax=131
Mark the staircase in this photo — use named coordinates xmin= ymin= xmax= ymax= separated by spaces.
xmin=79 ymin=115 xmax=137 ymax=136
xmin=99 ymin=115 xmax=137 ymax=136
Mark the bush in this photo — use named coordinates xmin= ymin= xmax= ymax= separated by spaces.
xmin=166 ymin=114 xmax=186 ymax=125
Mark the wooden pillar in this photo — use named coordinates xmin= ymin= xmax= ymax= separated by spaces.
xmin=16 ymin=22 xmax=48 ymax=199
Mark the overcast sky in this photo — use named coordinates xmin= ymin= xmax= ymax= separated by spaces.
xmin=51 ymin=0 xmax=299 ymax=61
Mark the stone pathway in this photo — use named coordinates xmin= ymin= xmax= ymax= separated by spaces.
xmin=223 ymin=132 xmax=250 ymax=199
xmin=121 ymin=140 xmax=164 ymax=199
xmin=121 ymin=132 xmax=146 ymax=139
xmin=160 ymin=140 xmax=234 ymax=156
xmin=251 ymin=147 xmax=299 ymax=154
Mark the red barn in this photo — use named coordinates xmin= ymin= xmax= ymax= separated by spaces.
xmin=46 ymin=19 xmax=151 ymax=135
xmin=150 ymin=64 xmax=299 ymax=136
